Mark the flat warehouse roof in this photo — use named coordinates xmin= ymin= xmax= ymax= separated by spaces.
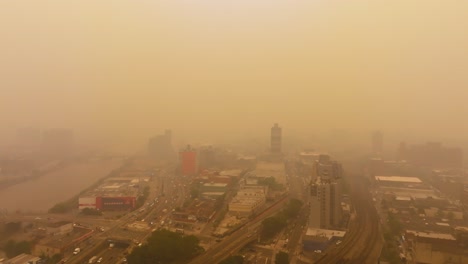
xmin=375 ymin=176 xmax=422 ymax=183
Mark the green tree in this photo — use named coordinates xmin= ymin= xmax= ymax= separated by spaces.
xmin=261 ymin=216 xmax=286 ymax=239
xmin=136 ymin=186 xmax=150 ymax=208
xmin=127 ymin=229 xmax=203 ymax=264
xmin=4 ymin=240 xmax=31 ymax=258
xmin=48 ymin=202 xmax=70 ymax=213
xmin=275 ymin=251 xmax=289 ymax=264
xmin=283 ymin=199 xmax=303 ymax=218
xmin=81 ymin=208 xmax=102 ymax=216
xmin=219 ymin=255 xmax=244 ymax=264
xmin=258 ymin=177 xmax=283 ymax=191
xmin=387 ymin=213 xmax=402 ymax=235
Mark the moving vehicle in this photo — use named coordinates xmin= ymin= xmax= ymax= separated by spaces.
xmin=89 ymin=256 xmax=98 ymax=263
xmin=73 ymin=248 xmax=81 ymax=255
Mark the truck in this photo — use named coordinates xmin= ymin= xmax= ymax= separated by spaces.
xmin=73 ymin=248 xmax=80 ymax=255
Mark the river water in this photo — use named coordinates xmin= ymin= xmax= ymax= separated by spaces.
xmin=0 ymin=158 xmax=122 ymax=213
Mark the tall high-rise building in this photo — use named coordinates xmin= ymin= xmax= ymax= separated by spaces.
xmin=148 ymin=130 xmax=174 ymax=159
xmin=179 ymin=145 xmax=198 ymax=176
xmin=270 ymin=123 xmax=282 ymax=154
xmin=312 ymin=154 xmax=343 ymax=180
xmin=309 ymin=155 xmax=343 ymax=229
xmin=309 ymin=178 xmax=342 ymax=229
xmin=372 ymin=131 xmax=383 ymax=155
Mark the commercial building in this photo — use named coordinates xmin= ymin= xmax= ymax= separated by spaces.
xmin=312 ymin=155 xmax=343 ymax=180
xmin=148 ymin=129 xmax=174 ymax=159
xmin=228 ymin=187 xmax=266 ymax=217
xmin=270 ymin=123 xmax=282 ymax=154
xmin=179 ymin=145 xmax=198 ymax=176
xmin=78 ymin=177 xmax=143 ymax=211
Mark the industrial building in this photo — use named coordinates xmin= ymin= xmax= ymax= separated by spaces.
xmin=373 ymin=175 xmax=436 ymax=199
xmin=179 ymin=145 xmax=198 ymax=176
xmin=78 ymin=177 xmax=145 ymax=211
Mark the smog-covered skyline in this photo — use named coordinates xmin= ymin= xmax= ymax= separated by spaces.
xmin=2 ymin=1 xmax=468 ymax=149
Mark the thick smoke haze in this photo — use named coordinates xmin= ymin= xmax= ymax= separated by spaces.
xmin=1 ymin=0 xmax=468 ymax=150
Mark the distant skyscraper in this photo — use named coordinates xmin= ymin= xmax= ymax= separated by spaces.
xmin=148 ymin=129 xmax=174 ymax=159
xmin=270 ymin=123 xmax=282 ymax=154
xmin=372 ymin=131 xmax=383 ymax=155
xmin=179 ymin=145 xmax=198 ymax=176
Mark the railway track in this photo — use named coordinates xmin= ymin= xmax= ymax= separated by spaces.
xmin=316 ymin=176 xmax=381 ymax=264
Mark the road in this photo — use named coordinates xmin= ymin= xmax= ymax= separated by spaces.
xmin=190 ymin=195 xmax=289 ymax=264
xmin=68 ymin=166 xmax=188 ymax=264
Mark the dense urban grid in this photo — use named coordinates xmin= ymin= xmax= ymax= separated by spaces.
xmin=1 ymin=125 xmax=467 ymax=264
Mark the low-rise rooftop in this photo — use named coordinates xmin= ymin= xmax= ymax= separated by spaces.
xmin=375 ymin=176 xmax=422 ymax=183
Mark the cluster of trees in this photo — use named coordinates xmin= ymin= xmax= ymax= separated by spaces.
xmin=260 ymin=199 xmax=303 ymax=240
xmin=136 ymin=186 xmax=150 ymax=208
xmin=39 ymin=253 xmax=63 ymax=264
xmin=127 ymin=229 xmax=204 ymax=264
xmin=220 ymin=255 xmax=244 ymax=264
xmin=258 ymin=177 xmax=284 ymax=191
xmin=275 ymin=251 xmax=289 ymax=264
xmin=81 ymin=208 xmax=102 ymax=216
xmin=1 ymin=222 xmax=22 ymax=236
xmin=3 ymin=240 xmax=31 ymax=258
xmin=48 ymin=202 xmax=71 ymax=213
xmin=381 ymin=213 xmax=403 ymax=264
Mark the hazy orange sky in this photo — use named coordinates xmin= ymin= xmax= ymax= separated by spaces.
xmin=1 ymin=1 xmax=468 ymax=147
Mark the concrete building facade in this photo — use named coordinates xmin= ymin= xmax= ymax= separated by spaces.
xmin=270 ymin=123 xmax=282 ymax=154
xmin=309 ymin=179 xmax=342 ymax=229
xmin=179 ymin=145 xmax=198 ymax=176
